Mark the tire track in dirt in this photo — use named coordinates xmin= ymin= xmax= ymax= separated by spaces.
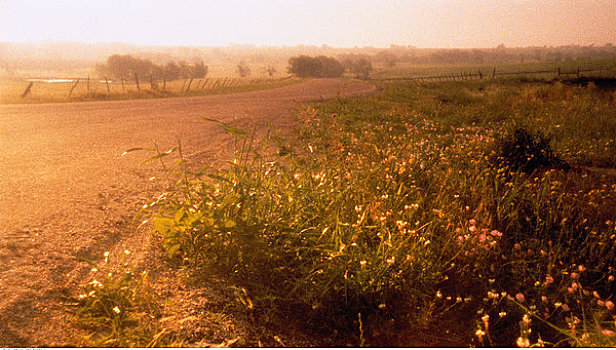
xmin=0 ymin=78 xmax=376 ymax=346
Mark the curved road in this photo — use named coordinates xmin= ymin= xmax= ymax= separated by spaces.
xmin=0 ymin=78 xmax=376 ymax=346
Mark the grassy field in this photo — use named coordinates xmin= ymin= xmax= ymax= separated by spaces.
xmin=0 ymin=76 xmax=301 ymax=104
xmin=374 ymin=57 xmax=616 ymax=80
xmin=73 ymin=75 xmax=616 ymax=346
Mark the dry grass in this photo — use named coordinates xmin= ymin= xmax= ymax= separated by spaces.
xmin=0 ymin=76 xmax=301 ymax=104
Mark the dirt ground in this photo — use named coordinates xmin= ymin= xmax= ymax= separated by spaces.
xmin=0 ymin=78 xmax=376 ymax=346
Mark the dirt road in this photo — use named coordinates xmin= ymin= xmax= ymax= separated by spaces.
xmin=0 ymin=78 xmax=376 ymax=346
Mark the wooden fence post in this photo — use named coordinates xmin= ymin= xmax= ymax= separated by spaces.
xmin=181 ymin=78 xmax=188 ymax=92
xmin=478 ymin=70 xmax=483 ymax=79
xmin=105 ymin=77 xmax=110 ymax=94
xmin=68 ymin=78 xmax=80 ymax=99
xmin=21 ymin=82 xmax=33 ymax=98
xmin=557 ymin=67 xmax=561 ymax=78
xmin=492 ymin=67 xmax=496 ymax=79
xmin=134 ymin=73 xmax=140 ymax=91
xmin=185 ymin=78 xmax=193 ymax=92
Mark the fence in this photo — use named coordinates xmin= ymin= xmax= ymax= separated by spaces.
xmin=18 ymin=75 xmax=296 ymax=101
xmin=369 ymin=66 xmax=616 ymax=83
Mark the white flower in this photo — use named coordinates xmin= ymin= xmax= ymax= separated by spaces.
xmin=113 ymin=306 xmax=121 ymax=314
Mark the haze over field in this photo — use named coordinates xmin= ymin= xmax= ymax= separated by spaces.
xmin=0 ymin=0 xmax=615 ymax=48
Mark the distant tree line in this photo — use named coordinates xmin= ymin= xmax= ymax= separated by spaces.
xmin=95 ymin=54 xmax=208 ymax=80
xmin=341 ymin=44 xmax=616 ymax=68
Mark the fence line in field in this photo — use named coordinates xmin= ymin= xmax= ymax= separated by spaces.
xmin=19 ymin=75 xmax=295 ymax=100
xmin=369 ymin=66 xmax=616 ymax=83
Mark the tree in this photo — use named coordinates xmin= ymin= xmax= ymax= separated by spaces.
xmin=376 ymin=51 xmax=397 ymax=67
xmin=237 ymin=61 xmax=251 ymax=78
xmin=287 ymin=55 xmax=344 ymax=78
xmin=265 ymin=65 xmax=277 ymax=77
xmin=343 ymin=58 xmax=373 ymax=78
xmin=96 ymin=55 xmax=209 ymax=81
xmin=191 ymin=60 xmax=209 ymax=78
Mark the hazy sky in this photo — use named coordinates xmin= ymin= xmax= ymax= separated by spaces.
xmin=0 ymin=0 xmax=614 ymax=48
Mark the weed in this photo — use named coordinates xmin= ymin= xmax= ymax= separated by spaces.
xmin=74 ymin=252 xmax=179 ymax=347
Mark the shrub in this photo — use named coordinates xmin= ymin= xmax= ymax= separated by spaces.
xmin=492 ymin=127 xmax=566 ymax=173
xmin=342 ymin=58 xmax=373 ymax=78
xmin=288 ymin=55 xmax=345 ymax=78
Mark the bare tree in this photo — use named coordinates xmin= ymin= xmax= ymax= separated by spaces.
xmin=237 ymin=61 xmax=251 ymax=78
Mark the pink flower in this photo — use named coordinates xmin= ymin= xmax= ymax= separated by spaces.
xmin=514 ymin=243 xmax=522 ymax=250
xmin=490 ymin=230 xmax=503 ymax=237
xmin=578 ymin=265 xmax=587 ymax=272
xmin=593 ymin=291 xmax=601 ymax=299
xmin=602 ymin=329 xmax=615 ymax=337
xmin=606 ymin=301 xmax=615 ymax=311
xmin=545 ymin=275 xmax=554 ymax=285
xmin=598 ymin=300 xmax=606 ymax=307
xmin=515 ymin=293 xmax=525 ymax=303
xmin=469 ymin=219 xmax=477 ymax=226
xmin=541 ymin=295 xmax=548 ymax=303
xmin=331 ymin=113 xmax=338 ymax=118
xmin=571 ymin=272 xmax=580 ymax=280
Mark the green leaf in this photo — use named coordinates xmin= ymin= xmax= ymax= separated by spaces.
xmin=153 ymin=217 xmax=175 ymax=234
xmin=141 ymin=147 xmax=178 ymax=164
xmin=166 ymin=244 xmax=181 ymax=257
xmin=174 ymin=207 xmax=186 ymax=223
xmin=121 ymin=147 xmax=156 ymax=156
xmin=202 ymin=117 xmax=247 ymax=136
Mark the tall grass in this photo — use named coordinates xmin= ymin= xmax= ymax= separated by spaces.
xmin=91 ymin=78 xmax=616 ymax=346
xmin=74 ymin=252 xmax=180 ymax=347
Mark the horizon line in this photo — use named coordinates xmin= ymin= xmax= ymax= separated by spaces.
xmin=2 ymin=39 xmax=614 ymax=51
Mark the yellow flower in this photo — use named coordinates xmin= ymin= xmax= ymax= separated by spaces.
xmin=516 ymin=336 xmax=530 ymax=348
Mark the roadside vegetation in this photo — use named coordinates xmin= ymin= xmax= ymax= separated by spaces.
xmin=75 ymin=75 xmax=616 ymax=346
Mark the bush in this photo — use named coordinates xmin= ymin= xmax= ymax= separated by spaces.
xmin=288 ymin=55 xmax=345 ymax=78
xmin=342 ymin=58 xmax=373 ymax=78
xmin=492 ymin=127 xmax=566 ymax=173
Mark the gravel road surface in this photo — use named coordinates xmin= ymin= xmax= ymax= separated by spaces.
xmin=0 ymin=78 xmax=376 ymax=346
